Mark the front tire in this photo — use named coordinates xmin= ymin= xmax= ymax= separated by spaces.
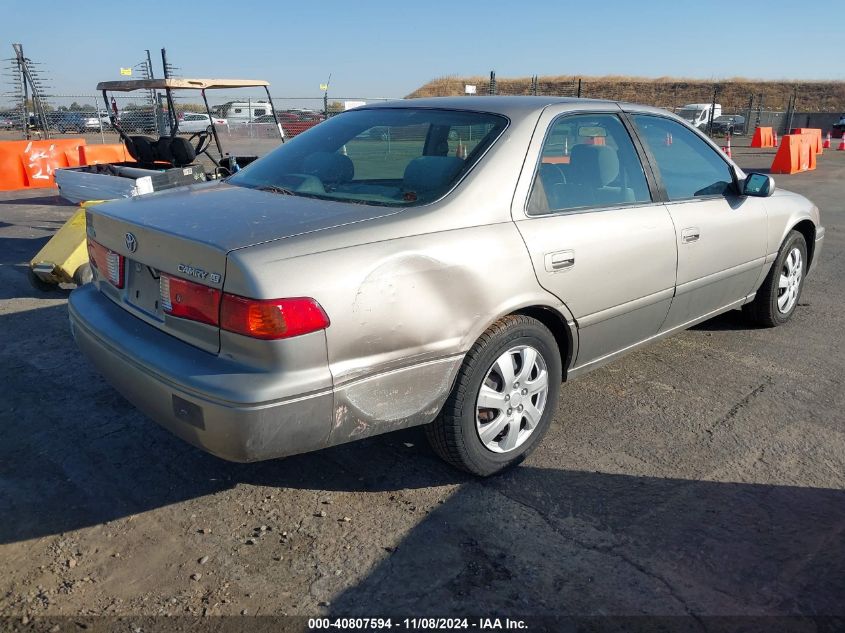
xmin=743 ymin=230 xmax=807 ymax=327
xmin=426 ymin=315 xmax=562 ymax=476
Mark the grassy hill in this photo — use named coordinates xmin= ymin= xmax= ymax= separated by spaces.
xmin=408 ymin=75 xmax=845 ymax=112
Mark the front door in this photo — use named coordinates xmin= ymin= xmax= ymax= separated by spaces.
xmin=629 ymin=114 xmax=768 ymax=331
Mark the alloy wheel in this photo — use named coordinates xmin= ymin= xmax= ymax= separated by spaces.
xmin=476 ymin=345 xmax=549 ymax=453
xmin=778 ymin=247 xmax=802 ymax=314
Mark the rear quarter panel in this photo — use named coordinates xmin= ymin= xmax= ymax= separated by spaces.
xmin=225 ymin=221 xmax=568 ymax=444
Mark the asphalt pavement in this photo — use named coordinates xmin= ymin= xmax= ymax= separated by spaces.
xmin=0 ymin=139 xmax=842 ymax=630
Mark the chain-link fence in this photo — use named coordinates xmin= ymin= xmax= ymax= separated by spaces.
xmin=2 ymin=75 xmax=842 ymax=143
xmin=419 ymin=72 xmax=844 ymax=138
xmin=0 ymin=92 xmax=397 ymax=141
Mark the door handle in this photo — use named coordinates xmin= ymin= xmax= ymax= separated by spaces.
xmin=681 ymin=228 xmax=700 ymax=244
xmin=544 ymin=250 xmax=575 ymax=272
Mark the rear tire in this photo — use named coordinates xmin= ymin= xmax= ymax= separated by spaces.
xmin=426 ymin=315 xmax=562 ymax=476
xmin=743 ymin=230 xmax=807 ymax=327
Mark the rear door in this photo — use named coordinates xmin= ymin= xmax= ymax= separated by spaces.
xmin=628 ymin=113 xmax=767 ymax=331
xmin=512 ymin=107 xmax=678 ymax=370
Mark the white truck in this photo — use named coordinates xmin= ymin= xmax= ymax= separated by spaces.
xmin=216 ymin=100 xmax=274 ymax=124
xmin=677 ymin=103 xmax=722 ymax=130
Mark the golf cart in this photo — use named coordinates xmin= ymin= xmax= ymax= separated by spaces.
xmin=54 ymin=78 xmax=284 ymax=203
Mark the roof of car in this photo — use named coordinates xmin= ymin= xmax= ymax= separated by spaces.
xmin=360 ymin=96 xmax=666 ymax=118
xmin=96 ymin=78 xmax=270 ymax=91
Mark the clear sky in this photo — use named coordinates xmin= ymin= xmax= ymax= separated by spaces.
xmin=2 ymin=0 xmax=842 ymax=100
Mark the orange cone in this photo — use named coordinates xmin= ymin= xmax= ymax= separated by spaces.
xmin=838 ymin=132 xmax=845 ymax=151
xmin=725 ymin=134 xmax=732 ymax=158
xmin=664 ymin=132 xmax=672 ymax=146
xmin=823 ymin=132 xmax=832 ymax=149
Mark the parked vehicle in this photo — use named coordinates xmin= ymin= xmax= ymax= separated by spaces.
xmin=54 ymin=77 xmax=283 ymax=205
xmin=832 ymin=114 xmax=845 ymax=136
xmin=69 ymin=97 xmax=824 ymax=476
xmin=178 ymin=112 xmax=227 ymax=134
xmin=677 ymin=103 xmax=722 ymax=129
xmin=47 ymin=111 xmax=101 ymax=133
xmin=218 ymin=100 xmax=273 ymax=124
xmin=710 ymin=114 xmax=746 ymax=135
xmin=0 ymin=110 xmax=15 ymax=130
xmin=118 ymin=109 xmax=158 ymax=133
xmin=253 ymin=111 xmax=322 ymax=137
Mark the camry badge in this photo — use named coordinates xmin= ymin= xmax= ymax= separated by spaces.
xmin=125 ymin=232 xmax=138 ymax=253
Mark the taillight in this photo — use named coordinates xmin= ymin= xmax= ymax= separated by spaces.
xmin=220 ymin=295 xmax=330 ymax=340
xmin=87 ymin=238 xmax=125 ymax=288
xmin=158 ymin=274 xmax=329 ymax=340
xmin=159 ymin=274 xmax=221 ymax=326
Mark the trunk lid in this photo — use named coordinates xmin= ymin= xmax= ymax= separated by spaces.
xmin=86 ymin=181 xmax=400 ymax=353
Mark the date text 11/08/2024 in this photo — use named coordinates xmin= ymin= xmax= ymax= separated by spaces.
xmin=308 ymin=618 xmax=528 ymax=630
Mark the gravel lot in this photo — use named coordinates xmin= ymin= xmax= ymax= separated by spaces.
xmin=0 ymin=138 xmax=843 ymax=628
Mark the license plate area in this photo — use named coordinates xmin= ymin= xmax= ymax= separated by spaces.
xmin=125 ymin=260 xmax=164 ymax=320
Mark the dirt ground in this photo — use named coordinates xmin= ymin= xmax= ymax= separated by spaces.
xmin=0 ymin=136 xmax=843 ymax=630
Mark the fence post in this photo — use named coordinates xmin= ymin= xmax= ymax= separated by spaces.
xmin=96 ymin=94 xmax=105 ymax=144
xmin=489 ymin=71 xmax=496 ymax=95
xmin=744 ymin=95 xmax=754 ymax=136
xmin=707 ymin=85 xmax=718 ymax=136
xmin=577 ymin=78 xmax=582 ymax=98
xmin=785 ymin=91 xmax=796 ymax=135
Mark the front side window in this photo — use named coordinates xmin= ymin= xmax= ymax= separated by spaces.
xmin=527 ymin=113 xmax=651 ymax=215
xmin=631 ymin=115 xmax=735 ymax=200
xmin=228 ymin=108 xmax=507 ymax=206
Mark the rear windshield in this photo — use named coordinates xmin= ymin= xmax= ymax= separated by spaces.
xmin=227 ymin=107 xmax=508 ymax=206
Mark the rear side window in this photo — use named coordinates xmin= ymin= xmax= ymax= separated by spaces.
xmin=527 ymin=113 xmax=651 ymax=215
xmin=632 ymin=115 xmax=735 ymax=200
xmin=228 ymin=108 xmax=507 ymax=206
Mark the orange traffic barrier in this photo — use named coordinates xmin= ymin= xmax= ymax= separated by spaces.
xmin=791 ymin=128 xmax=823 ymax=154
xmin=770 ymin=134 xmax=817 ymax=174
xmin=79 ymin=143 xmax=135 ymax=165
xmin=0 ymin=138 xmax=86 ymax=191
xmin=722 ymin=134 xmax=733 ymax=158
xmin=750 ymin=126 xmax=775 ymax=148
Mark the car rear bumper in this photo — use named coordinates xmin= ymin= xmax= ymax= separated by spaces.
xmin=68 ymin=284 xmax=334 ymax=462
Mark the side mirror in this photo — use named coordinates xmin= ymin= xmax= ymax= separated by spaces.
xmin=743 ymin=172 xmax=775 ymax=197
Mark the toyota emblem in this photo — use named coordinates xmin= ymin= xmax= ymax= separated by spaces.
xmin=125 ymin=232 xmax=138 ymax=253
